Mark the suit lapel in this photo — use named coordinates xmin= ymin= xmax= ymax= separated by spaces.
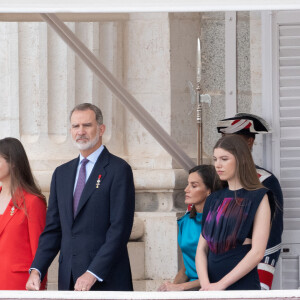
xmin=64 ymin=157 xmax=79 ymax=225
xmin=74 ymin=147 xmax=109 ymax=219
xmin=0 ymin=199 xmax=21 ymax=236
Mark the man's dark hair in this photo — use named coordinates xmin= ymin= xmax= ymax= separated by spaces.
xmin=70 ymin=103 xmax=103 ymax=125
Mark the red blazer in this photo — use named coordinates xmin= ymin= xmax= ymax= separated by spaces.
xmin=0 ymin=189 xmax=47 ymax=290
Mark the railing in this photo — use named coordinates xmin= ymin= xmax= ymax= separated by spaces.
xmin=0 ymin=290 xmax=300 ymax=300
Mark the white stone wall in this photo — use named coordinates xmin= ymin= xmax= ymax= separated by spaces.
xmin=0 ymin=11 xmax=265 ymax=291
xmin=199 ymin=12 xmax=264 ymax=165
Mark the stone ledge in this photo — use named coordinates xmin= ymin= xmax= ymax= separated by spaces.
xmin=0 ymin=290 xmax=299 ymax=299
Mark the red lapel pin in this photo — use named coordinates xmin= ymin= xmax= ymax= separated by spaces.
xmin=96 ymin=175 xmax=102 ymax=188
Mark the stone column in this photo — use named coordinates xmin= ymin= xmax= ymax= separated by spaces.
xmin=122 ymin=13 xmax=203 ymax=290
xmin=0 ymin=22 xmax=20 ymax=138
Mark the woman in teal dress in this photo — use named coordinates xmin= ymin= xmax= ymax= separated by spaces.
xmin=158 ymin=165 xmax=222 ymax=291
xmin=196 ymin=135 xmax=274 ymax=290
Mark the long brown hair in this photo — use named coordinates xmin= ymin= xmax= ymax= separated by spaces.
xmin=0 ymin=137 xmax=46 ymax=209
xmin=189 ymin=164 xmax=223 ymax=218
xmin=214 ymin=134 xmax=264 ymax=190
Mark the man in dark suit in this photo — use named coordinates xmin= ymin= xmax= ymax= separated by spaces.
xmin=26 ymin=103 xmax=135 ymax=291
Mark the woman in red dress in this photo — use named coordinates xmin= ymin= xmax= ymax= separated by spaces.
xmin=0 ymin=137 xmax=47 ymax=290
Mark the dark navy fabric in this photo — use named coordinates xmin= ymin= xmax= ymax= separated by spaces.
xmin=256 ymin=165 xmax=283 ymax=267
xmin=31 ymin=147 xmax=135 ymax=291
xmin=208 ymin=244 xmax=260 ymax=290
xmin=202 ymin=188 xmax=269 ymax=290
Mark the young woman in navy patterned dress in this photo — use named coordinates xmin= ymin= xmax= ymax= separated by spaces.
xmin=196 ymin=135 xmax=274 ymax=290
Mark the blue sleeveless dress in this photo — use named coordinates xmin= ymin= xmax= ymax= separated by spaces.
xmin=202 ymin=188 xmax=269 ymax=290
xmin=178 ymin=212 xmax=202 ymax=281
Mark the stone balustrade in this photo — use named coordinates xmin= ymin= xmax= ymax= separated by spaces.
xmin=0 ymin=290 xmax=299 ymax=299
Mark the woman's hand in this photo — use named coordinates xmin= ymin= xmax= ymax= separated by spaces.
xmin=158 ymin=281 xmax=185 ymax=291
xmin=200 ymin=281 xmax=226 ymax=291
